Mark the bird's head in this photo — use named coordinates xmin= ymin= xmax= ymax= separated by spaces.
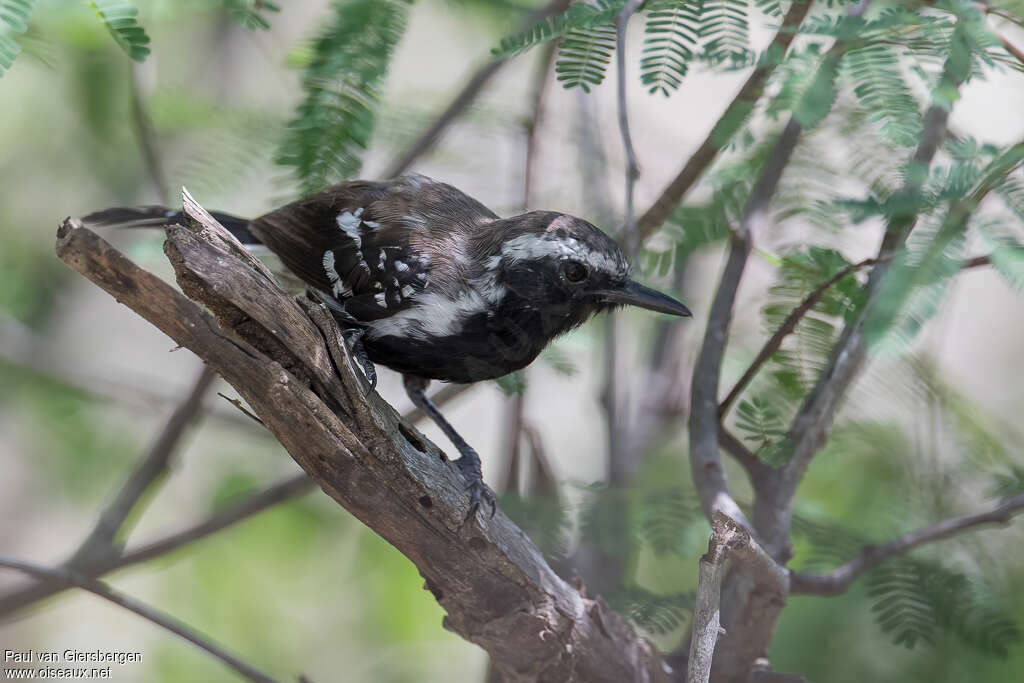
xmin=479 ymin=212 xmax=691 ymax=333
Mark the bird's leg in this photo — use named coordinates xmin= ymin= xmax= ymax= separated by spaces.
xmin=341 ymin=328 xmax=377 ymax=392
xmin=403 ymin=375 xmax=496 ymax=520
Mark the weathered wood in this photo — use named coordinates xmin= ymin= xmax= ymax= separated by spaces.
xmin=55 ymin=200 xmax=671 ymax=682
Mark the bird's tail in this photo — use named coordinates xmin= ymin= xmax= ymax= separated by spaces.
xmin=82 ymin=205 xmax=261 ymax=245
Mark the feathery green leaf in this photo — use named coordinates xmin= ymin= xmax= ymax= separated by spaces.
xmin=492 ymin=0 xmax=625 ymax=60
xmin=90 ymin=0 xmax=151 ymax=62
xmin=0 ymin=0 xmax=34 ymax=77
xmin=277 ymin=0 xmax=412 ymax=194
xmin=222 ymin=0 xmax=280 ymax=30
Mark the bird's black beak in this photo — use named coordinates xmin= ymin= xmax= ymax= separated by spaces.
xmin=600 ymin=280 xmax=692 ymax=317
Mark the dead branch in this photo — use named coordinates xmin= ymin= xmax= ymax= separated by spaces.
xmin=50 ymin=194 xmax=670 ymax=682
xmin=686 ymin=513 xmax=789 ymax=683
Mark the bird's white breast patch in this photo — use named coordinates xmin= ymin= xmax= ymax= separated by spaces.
xmin=366 ymin=275 xmax=505 ymax=341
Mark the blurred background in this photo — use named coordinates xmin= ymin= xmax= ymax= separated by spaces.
xmin=1 ymin=0 xmax=1024 ymax=681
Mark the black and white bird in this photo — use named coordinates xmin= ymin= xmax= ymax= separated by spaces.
xmin=86 ymin=174 xmax=691 ymax=518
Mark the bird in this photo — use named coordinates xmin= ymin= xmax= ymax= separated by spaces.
xmin=85 ymin=173 xmax=692 ymax=519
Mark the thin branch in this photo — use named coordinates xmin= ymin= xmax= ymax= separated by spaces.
xmin=997 ymin=29 xmax=1024 ymax=65
xmin=382 ymin=0 xmax=572 ymax=178
xmin=790 ymin=493 xmax=1024 ymax=596
xmin=129 ymin=63 xmax=169 ymax=203
xmin=0 ymin=556 xmax=279 ymax=683
xmin=719 ymin=254 xmax=994 ymax=418
xmin=616 ymin=0 xmax=644 ymax=261
xmin=688 ymin=117 xmax=804 ymax=533
xmin=0 ymin=388 xmax=468 ymax=619
xmin=718 ymin=258 xmax=877 ymax=417
xmin=635 ymin=0 xmax=815 ymax=241
xmin=523 ymin=39 xmax=558 ymax=209
xmin=0 ymin=312 xmax=260 ymax=432
xmin=66 ymin=365 xmax=217 ymax=572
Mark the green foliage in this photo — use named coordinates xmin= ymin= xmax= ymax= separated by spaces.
xmin=700 ymin=0 xmax=750 ymax=66
xmin=495 ymin=370 xmax=526 ymax=395
xmin=499 ymin=491 xmax=571 ymax=560
xmin=735 ymin=396 xmax=789 ymax=465
xmin=222 ymin=0 xmax=280 ymax=30
xmin=277 ymin=0 xmax=412 ymax=194
xmin=640 ymin=1 xmax=700 ymax=95
xmin=90 ymin=0 xmax=151 ymax=62
xmin=868 ymin=559 xmax=1021 ymax=656
xmin=793 ymin=514 xmax=1023 ymax=656
xmin=491 ymin=0 xmax=625 ymax=60
xmin=762 ymin=248 xmax=863 ymax=388
xmin=555 ymin=21 xmax=616 ymax=92
xmin=0 ymin=0 xmax=34 ymax=76
xmin=984 ymin=231 xmax=1024 ymax=294
xmin=843 ymin=43 xmax=922 ymax=147
xmin=638 ymin=486 xmax=702 ymax=555
xmin=990 ymin=465 xmax=1024 ymax=499
xmin=607 ymin=586 xmax=695 ymax=635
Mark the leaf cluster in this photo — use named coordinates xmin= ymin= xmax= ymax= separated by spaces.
xmin=276 ymin=0 xmax=413 ymax=194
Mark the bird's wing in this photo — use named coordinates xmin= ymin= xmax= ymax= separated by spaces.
xmin=250 ymin=177 xmax=438 ymax=323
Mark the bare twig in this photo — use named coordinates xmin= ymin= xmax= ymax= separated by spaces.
xmin=997 ymin=30 xmax=1024 ymax=65
xmin=616 ymin=0 xmax=644 ymax=261
xmin=129 ymin=63 xmax=169 ymax=203
xmin=66 ymin=365 xmax=217 ymax=572
xmin=0 ymin=556 xmax=279 ymax=683
xmin=522 ymin=39 xmax=558 ymax=209
xmin=719 ymin=254 xmax=993 ymax=417
xmin=791 ymin=493 xmax=1024 ymax=596
xmin=0 ymin=388 xmax=467 ymax=619
xmin=218 ymin=391 xmax=266 ymax=426
xmin=636 ymin=0 xmax=815 ymax=241
xmin=383 ymin=0 xmax=572 ymax=178
xmin=719 ymin=258 xmax=877 ymax=417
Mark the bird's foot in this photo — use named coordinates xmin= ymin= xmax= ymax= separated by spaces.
xmin=456 ymin=450 xmax=496 ymax=521
xmin=341 ymin=328 xmax=377 ymax=394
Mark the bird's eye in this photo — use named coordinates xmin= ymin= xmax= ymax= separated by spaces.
xmin=562 ymin=261 xmax=589 ymax=284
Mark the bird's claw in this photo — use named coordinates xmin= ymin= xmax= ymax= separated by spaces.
xmin=457 ymin=456 xmax=496 ymax=521
xmin=341 ymin=328 xmax=377 ymax=394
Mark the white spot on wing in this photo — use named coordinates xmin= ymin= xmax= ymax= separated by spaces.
xmin=400 ymin=284 xmax=415 ymax=298
xmin=394 ymin=260 xmax=409 ymax=272
xmin=322 ymin=250 xmax=352 ymax=298
xmin=336 ymin=208 xmax=363 ymax=248
xmin=374 ymin=292 xmax=386 ymax=306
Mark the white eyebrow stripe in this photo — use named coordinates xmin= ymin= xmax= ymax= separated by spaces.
xmin=492 ymin=233 xmax=626 ymax=276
